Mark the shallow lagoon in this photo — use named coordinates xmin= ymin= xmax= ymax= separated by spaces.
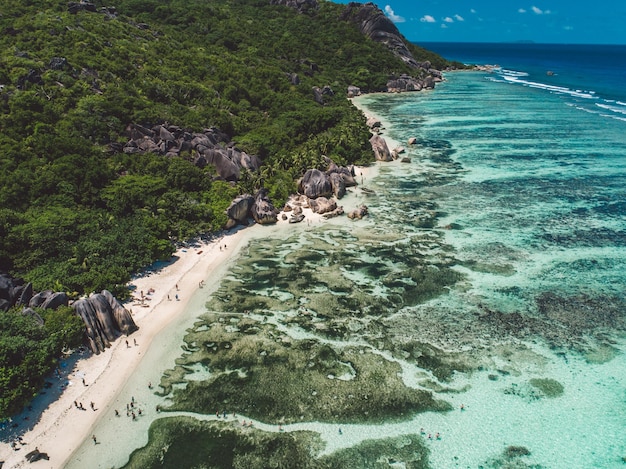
xmin=70 ymin=72 xmax=626 ymax=468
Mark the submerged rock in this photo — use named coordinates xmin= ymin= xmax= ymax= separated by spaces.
xmin=347 ymin=205 xmax=368 ymax=219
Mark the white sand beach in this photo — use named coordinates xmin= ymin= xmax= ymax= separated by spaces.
xmin=0 ymin=158 xmax=382 ymax=469
xmin=0 ymin=227 xmax=252 ymax=468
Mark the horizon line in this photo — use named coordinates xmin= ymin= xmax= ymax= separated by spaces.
xmin=411 ymin=40 xmax=626 ymax=46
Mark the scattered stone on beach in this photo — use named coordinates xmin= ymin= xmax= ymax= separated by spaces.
xmin=25 ymin=448 xmax=50 ymax=462
xmin=408 ymin=137 xmax=417 ymax=145
xmin=309 ymin=196 xmax=337 ymax=215
xmin=322 ymin=206 xmax=344 ymax=219
xmin=288 ymin=213 xmax=305 ymax=224
xmin=347 ymin=205 xmax=368 ymax=219
xmin=366 ymin=116 xmax=382 ymax=130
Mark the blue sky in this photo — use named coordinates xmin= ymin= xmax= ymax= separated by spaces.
xmin=333 ymin=1 xmax=626 ymax=44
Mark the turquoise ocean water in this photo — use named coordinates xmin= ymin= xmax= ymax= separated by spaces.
xmin=67 ymin=44 xmax=626 ymax=468
xmin=355 ymin=43 xmax=626 ymax=467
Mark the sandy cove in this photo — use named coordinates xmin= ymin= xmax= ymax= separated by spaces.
xmin=0 ymin=226 xmax=252 ymax=469
xmin=0 ymin=159 xmax=384 ymax=469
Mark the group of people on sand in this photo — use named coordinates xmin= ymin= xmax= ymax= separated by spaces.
xmin=113 ymin=396 xmax=144 ymax=421
xmin=10 ymin=435 xmax=26 ymax=450
xmin=125 ymin=338 xmax=139 ymax=347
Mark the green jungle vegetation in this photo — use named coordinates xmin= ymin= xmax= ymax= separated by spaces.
xmin=0 ymin=0 xmax=454 ymax=418
xmin=0 ymin=306 xmax=84 ymax=416
xmin=0 ymin=0 xmax=452 ymax=296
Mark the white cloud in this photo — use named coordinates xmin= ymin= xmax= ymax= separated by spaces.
xmin=531 ymin=5 xmax=543 ymax=14
xmin=470 ymin=8 xmax=476 ymax=14
xmin=443 ymin=16 xmax=454 ymax=23
xmin=518 ymin=8 xmax=527 ymax=13
xmin=564 ymin=25 xmax=574 ymax=30
xmin=384 ymin=5 xmax=406 ymax=23
xmin=420 ymin=15 xmax=436 ymax=23
xmin=455 ymin=14 xmax=465 ymax=21
xmin=441 ymin=23 xmax=448 ymax=29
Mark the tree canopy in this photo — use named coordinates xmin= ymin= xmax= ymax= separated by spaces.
xmin=0 ymin=0 xmax=453 ymax=293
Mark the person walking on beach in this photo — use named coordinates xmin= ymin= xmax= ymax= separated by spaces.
xmin=92 ymin=435 xmax=97 ymax=444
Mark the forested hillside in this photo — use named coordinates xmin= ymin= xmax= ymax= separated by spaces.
xmin=0 ymin=0 xmax=451 ymax=296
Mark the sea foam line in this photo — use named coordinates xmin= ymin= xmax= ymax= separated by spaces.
xmin=596 ymin=102 xmax=626 ymax=115
xmin=500 ymin=75 xmax=596 ymax=99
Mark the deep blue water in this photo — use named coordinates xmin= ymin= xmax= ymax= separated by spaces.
xmin=420 ymin=42 xmax=626 ymax=119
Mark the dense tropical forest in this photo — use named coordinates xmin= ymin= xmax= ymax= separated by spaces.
xmin=0 ymin=0 xmax=453 ymax=294
xmin=0 ymin=0 xmax=456 ymax=417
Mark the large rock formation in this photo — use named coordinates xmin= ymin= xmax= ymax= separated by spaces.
xmin=252 ymin=189 xmax=279 ymax=225
xmin=72 ymin=290 xmax=138 ymax=354
xmin=117 ymin=124 xmax=261 ymax=182
xmin=225 ymin=194 xmax=255 ymax=228
xmin=101 ymin=290 xmax=138 ymax=337
xmin=369 ymin=134 xmax=393 ymax=161
xmin=312 ymin=85 xmax=334 ymax=105
xmin=326 ymin=162 xmax=358 ymax=188
xmin=387 ymin=74 xmax=423 ymax=93
xmin=269 ymin=0 xmax=319 ymax=13
xmin=0 ymin=275 xmax=68 ymax=312
xmin=298 ymin=169 xmax=333 ymax=199
xmin=0 ymin=274 xmax=22 ymax=311
xmin=339 ymin=3 xmax=445 ymax=92
xmin=328 ymin=172 xmax=346 ymax=199
xmin=340 ymin=2 xmax=420 ymax=69
xmin=29 ymin=291 xmax=69 ymax=310
xmin=0 ymin=273 xmax=136 ymax=354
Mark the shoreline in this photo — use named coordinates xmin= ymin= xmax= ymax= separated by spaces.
xmin=0 ymin=227 xmax=251 ymax=468
xmin=0 ymin=149 xmax=386 ymax=468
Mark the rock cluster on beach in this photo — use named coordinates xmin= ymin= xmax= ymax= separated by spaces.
xmin=0 ymin=273 xmax=137 ymax=354
xmin=224 ymin=158 xmax=361 ymax=227
xmin=73 ymin=290 xmax=138 ymax=354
